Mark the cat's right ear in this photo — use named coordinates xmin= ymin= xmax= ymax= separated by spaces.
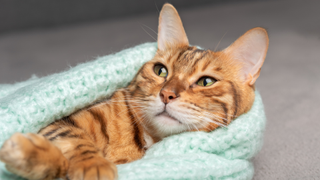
xmin=157 ymin=3 xmax=189 ymax=51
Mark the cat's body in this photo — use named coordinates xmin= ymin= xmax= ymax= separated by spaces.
xmin=0 ymin=3 xmax=268 ymax=180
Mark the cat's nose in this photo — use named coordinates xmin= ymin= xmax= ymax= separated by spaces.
xmin=160 ymin=89 xmax=177 ymax=104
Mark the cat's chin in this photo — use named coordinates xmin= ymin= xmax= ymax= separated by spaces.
xmin=155 ymin=112 xmax=182 ymax=126
xmin=150 ymin=112 xmax=187 ymax=138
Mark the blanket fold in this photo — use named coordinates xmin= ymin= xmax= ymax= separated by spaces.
xmin=0 ymin=42 xmax=266 ymax=180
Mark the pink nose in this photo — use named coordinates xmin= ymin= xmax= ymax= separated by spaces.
xmin=160 ymin=89 xmax=177 ymax=104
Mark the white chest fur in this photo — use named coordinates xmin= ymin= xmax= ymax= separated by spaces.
xmin=143 ymin=131 xmax=154 ymax=149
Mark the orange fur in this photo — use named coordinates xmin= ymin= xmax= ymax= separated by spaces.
xmin=0 ymin=3 xmax=268 ymax=180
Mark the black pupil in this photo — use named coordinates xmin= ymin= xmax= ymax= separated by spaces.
xmin=158 ymin=67 xmax=164 ymax=75
xmin=204 ymin=78 xmax=210 ymax=86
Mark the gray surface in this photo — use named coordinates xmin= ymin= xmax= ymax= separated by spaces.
xmin=0 ymin=0 xmax=319 ymax=179
xmin=0 ymin=0 xmax=255 ymax=34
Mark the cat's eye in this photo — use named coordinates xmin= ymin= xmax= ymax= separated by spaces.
xmin=154 ymin=64 xmax=168 ymax=77
xmin=197 ymin=77 xmax=216 ymax=87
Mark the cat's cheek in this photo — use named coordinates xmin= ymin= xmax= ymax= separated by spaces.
xmin=147 ymin=96 xmax=165 ymax=115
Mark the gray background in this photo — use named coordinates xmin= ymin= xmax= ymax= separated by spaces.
xmin=0 ymin=0 xmax=319 ymax=179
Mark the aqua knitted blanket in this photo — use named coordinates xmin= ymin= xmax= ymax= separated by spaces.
xmin=0 ymin=43 xmax=266 ymax=180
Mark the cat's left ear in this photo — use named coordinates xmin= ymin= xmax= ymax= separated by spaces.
xmin=157 ymin=3 xmax=189 ymax=51
xmin=224 ymin=27 xmax=269 ymax=85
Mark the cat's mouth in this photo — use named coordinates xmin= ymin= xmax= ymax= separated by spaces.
xmin=156 ymin=111 xmax=182 ymax=124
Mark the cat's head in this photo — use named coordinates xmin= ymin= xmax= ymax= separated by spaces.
xmin=127 ymin=3 xmax=268 ymax=138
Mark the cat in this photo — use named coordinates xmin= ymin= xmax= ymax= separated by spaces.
xmin=0 ymin=3 xmax=268 ymax=180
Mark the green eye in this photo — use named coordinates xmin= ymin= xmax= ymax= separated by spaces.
xmin=197 ymin=77 xmax=216 ymax=86
xmin=154 ymin=64 xmax=168 ymax=77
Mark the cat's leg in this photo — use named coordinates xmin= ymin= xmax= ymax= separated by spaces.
xmin=39 ymin=124 xmax=117 ymax=180
xmin=0 ymin=133 xmax=69 ymax=180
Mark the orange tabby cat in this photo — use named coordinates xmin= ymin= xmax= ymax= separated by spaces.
xmin=0 ymin=3 xmax=268 ymax=180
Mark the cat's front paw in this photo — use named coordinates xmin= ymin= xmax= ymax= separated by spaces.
xmin=68 ymin=156 xmax=117 ymax=180
xmin=0 ymin=133 xmax=68 ymax=180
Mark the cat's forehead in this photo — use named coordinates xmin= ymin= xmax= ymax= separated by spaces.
xmin=160 ymin=47 xmax=222 ymax=75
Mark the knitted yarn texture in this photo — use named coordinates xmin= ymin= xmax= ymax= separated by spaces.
xmin=0 ymin=42 xmax=266 ymax=180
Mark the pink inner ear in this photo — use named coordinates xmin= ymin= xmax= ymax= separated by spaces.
xmin=225 ymin=28 xmax=269 ymax=85
xmin=158 ymin=4 xmax=189 ymax=51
